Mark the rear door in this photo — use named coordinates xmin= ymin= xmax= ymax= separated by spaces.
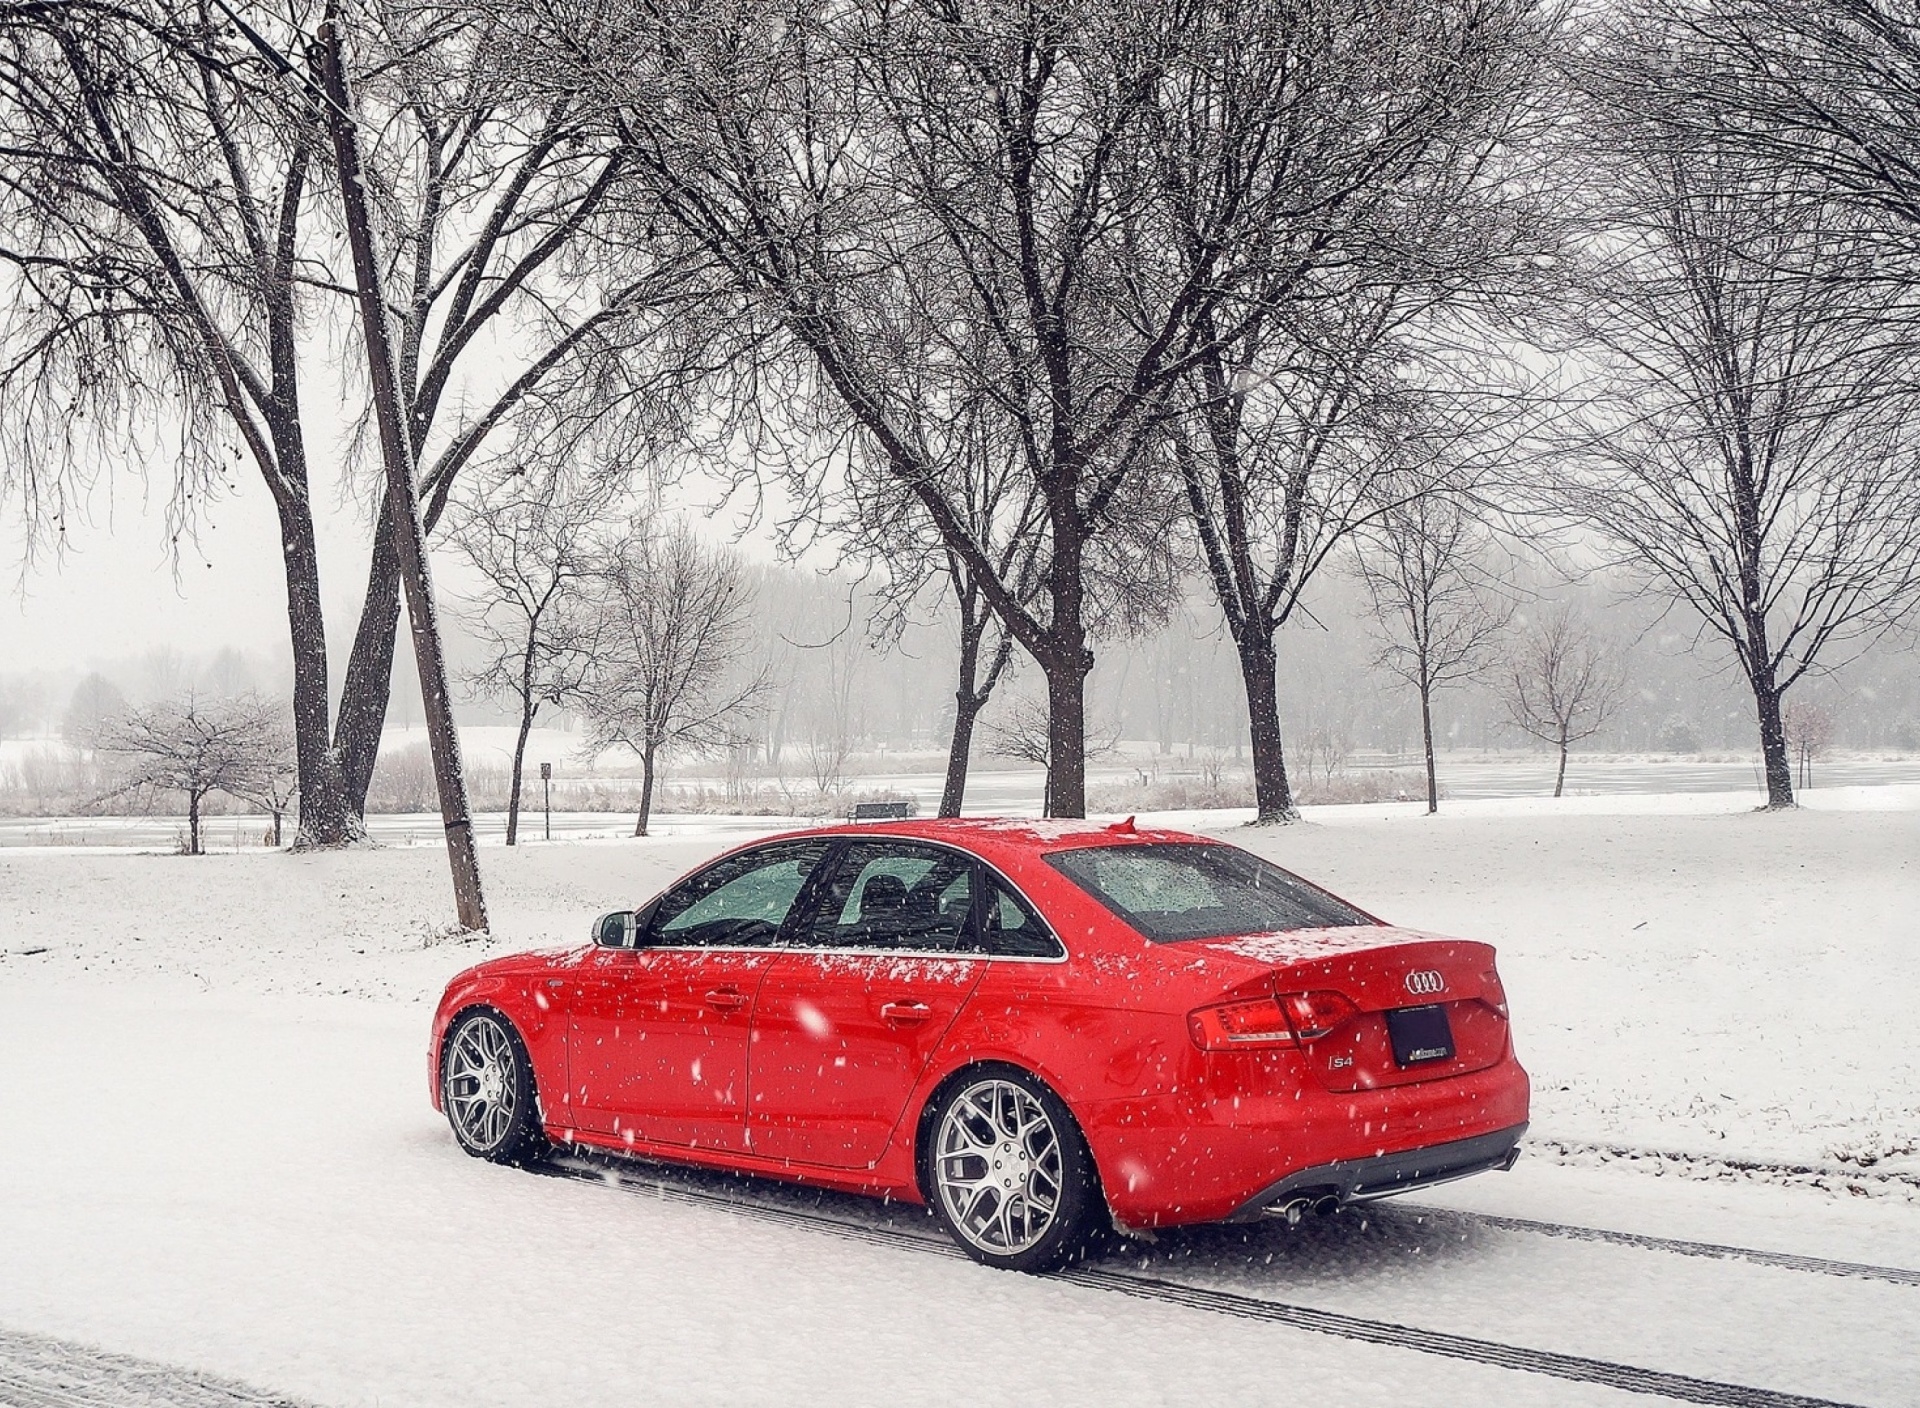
xmin=569 ymin=838 xmax=832 ymax=1152
xmin=748 ymin=839 xmax=987 ymax=1168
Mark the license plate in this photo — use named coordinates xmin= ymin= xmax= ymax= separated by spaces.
xmin=1386 ymin=1004 xmax=1454 ymax=1067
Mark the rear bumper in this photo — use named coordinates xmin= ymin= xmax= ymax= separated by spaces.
xmin=1223 ymin=1122 xmax=1526 ymax=1221
xmin=1083 ymin=1048 xmax=1530 ymax=1227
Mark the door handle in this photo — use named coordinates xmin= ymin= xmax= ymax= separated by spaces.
xmin=705 ymin=988 xmax=750 ymax=1012
xmin=880 ymin=1000 xmax=933 ymax=1025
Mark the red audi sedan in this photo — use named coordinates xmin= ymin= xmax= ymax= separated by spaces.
xmin=430 ymin=818 xmax=1528 ymax=1271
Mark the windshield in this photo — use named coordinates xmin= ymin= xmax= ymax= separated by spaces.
xmin=1044 ymin=842 xmax=1374 ymax=943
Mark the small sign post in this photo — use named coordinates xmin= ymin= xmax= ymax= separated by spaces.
xmin=540 ymin=762 xmax=553 ymax=841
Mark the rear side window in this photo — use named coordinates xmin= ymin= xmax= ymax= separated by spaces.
xmin=1043 ymin=842 xmax=1371 ymax=943
xmin=980 ymin=874 xmax=1065 ymax=959
xmin=798 ymin=840 xmax=977 ymax=952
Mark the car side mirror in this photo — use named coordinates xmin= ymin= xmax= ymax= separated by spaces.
xmin=594 ymin=898 xmax=661 ymax=949
xmin=593 ymin=910 xmax=637 ymax=948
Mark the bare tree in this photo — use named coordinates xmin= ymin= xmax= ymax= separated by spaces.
xmin=1548 ymin=29 xmax=1920 ymax=808
xmin=449 ymin=469 xmax=602 ymax=844
xmin=498 ymin=0 xmax=1505 ymax=816
xmin=981 ymin=695 xmax=1056 ymax=771
xmin=581 ymin=521 xmax=763 ymax=837
xmin=1504 ymin=604 xmax=1627 ymax=797
xmin=980 ymin=693 xmax=1119 ymax=816
xmin=0 ymin=0 xmax=357 ymax=845
xmin=225 ymin=709 xmax=299 ymax=847
xmin=1359 ymin=494 xmax=1511 ymax=814
xmin=1168 ymin=1 xmax=1557 ymax=823
xmin=831 ymin=398 xmax=1045 ymax=816
xmin=322 ymin=4 xmax=710 ymax=820
xmin=96 ymin=692 xmax=282 ymax=854
xmin=1783 ymin=698 xmax=1836 ymax=791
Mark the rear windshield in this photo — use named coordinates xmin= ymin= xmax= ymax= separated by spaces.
xmin=1044 ymin=842 xmax=1373 ymax=943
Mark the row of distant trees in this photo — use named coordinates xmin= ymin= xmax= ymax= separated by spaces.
xmin=453 ymin=468 xmax=1639 ymax=829
xmin=6 ymin=0 xmax=1920 ymax=837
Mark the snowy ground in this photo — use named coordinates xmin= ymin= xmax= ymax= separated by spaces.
xmin=1 ymin=792 xmax=1916 ymax=1405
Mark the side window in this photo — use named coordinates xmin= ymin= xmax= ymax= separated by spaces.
xmin=981 ymin=874 xmax=1064 ymax=959
xmin=650 ymin=841 xmax=831 ymax=948
xmin=797 ymin=841 xmax=977 ymax=953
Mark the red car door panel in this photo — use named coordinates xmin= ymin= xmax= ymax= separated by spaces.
xmin=570 ymin=948 xmax=775 ymax=1152
xmin=747 ymin=839 xmax=988 ymax=1168
xmin=568 ymin=837 xmax=833 ymax=1154
xmin=749 ymin=952 xmax=984 ymax=1166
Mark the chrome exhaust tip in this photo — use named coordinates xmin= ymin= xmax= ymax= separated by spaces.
xmin=1264 ymin=1196 xmax=1315 ymax=1225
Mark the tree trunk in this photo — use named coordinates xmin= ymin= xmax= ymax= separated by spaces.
xmin=1043 ymin=658 xmax=1088 ymax=820
xmin=1419 ymin=681 xmax=1439 ymax=815
xmin=264 ymin=424 xmax=356 ymax=848
xmin=942 ymin=696 xmax=981 ymax=819
xmin=1041 ymin=523 xmax=1090 ymax=820
xmin=332 ymin=496 xmax=404 ymax=818
xmin=1554 ymin=727 xmax=1569 ymax=799
xmin=271 ymin=810 xmax=284 ymax=848
xmin=1753 ymin=678 xmax=1795 ymax=809
xmin=187 ymin=789 xmax=202 ymax=856
xmin=635 ymin=745 xmax=657 ymax=837
xmin=1238 ymin=640 xmax=1299 ymax=823
xmin=506 ymin=702 xmax=535 ymax=846
xmin=940 ymin=612 xmax=995 ymax=819
xmin=318 ymin=15 xmax=487 ymax=933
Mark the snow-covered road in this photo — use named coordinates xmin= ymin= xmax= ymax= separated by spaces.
xmin=1 ymin=796 xmax=1915 ymax=1406
xmin=1 ymin=984 xmax=1914 ymax=1408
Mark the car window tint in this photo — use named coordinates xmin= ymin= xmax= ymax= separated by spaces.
xmin=652 ymin=841 xmax=831 ymax=948
xmin=800 ymin=841 xmax=977 ymax=953
xmin=1043 ymin=842 xmax=1371 ymax=943
xmin=981 ymin=875 xmax=1064 ymax=959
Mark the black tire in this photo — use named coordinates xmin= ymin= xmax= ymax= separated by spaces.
xmin=440 ymin=1009 xmax=549 ymax=1166
xmin=919 ymin=1064 xmax=1103 ymax=1273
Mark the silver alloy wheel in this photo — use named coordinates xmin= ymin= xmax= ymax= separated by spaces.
xmin=445 ymin=1013 xmax=518 ymax=1152
xmin=934 ymin=1077 xmax=1065 ymax=1256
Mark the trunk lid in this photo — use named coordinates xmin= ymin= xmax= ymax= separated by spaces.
xmin=1188 ymin=927 xmax=1510 ymax=1091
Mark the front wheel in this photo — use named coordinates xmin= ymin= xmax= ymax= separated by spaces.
xmin=923 ymin=1067 xmax=1101 ymax=1272
xmin=441 ymin=1009 xmax=549 ymax=1166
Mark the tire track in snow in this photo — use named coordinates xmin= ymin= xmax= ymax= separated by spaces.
xmin=0 ymin=1327 xmax=310 ymax=1408
xmin=1399 ymin=1204 xmax=1920 ymax=1287
xmin=537 ymin=1156 xmax=1875 ymax=1408
xmin=1528 ymin=1138 xmax=1920 ymax=1196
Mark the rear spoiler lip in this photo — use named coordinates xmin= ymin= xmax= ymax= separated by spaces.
xmin=1187 ymin=926 xmax=1495 ymax=973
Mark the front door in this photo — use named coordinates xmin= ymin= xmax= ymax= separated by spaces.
xmin=748 ymin=840 xmax=987 ymax=1168
xmin=570 ymin=838 xmax=832 ymax=1153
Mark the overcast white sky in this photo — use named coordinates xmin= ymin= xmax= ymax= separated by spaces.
xmin=1 ymin=425 xmax=793 ymax=685
xmin=2 ymin=452 xmax=377 ymax=676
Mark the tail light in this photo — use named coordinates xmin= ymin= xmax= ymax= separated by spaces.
xmin=1480 ymin=968 xmax=1509 ymax=1017
xmin=1279 ymin=989 xmax=1359 ymax=1040
xmin=1188 ymin=996 xmax=1294 ymax=1049
xmin=1189 ymin=989 xmax=1358 ymax=1051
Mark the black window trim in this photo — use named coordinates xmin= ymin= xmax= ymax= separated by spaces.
xmin=640 ymin=835 xmax=1068 ymax=963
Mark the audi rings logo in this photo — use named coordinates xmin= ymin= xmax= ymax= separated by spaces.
xmin=1404 ymin=970 xmax=1446 ymax=996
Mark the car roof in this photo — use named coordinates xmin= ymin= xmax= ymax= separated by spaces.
xmin=757 ymin=816 xmax=1212 ymax=856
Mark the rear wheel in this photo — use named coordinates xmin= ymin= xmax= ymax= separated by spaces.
xmin=923 ymin=1067 xmax=1101 ymax=1272
xmin=441 ymin=1010 xmax=548 ymax=1166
